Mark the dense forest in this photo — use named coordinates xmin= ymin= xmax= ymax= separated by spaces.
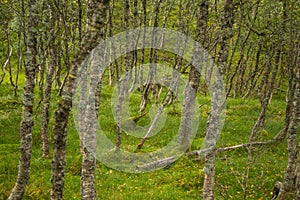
xmin=0 ymin=0 xmax=300 ymax=199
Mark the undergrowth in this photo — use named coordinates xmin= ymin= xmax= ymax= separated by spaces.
xmin=0 ymin=77 xmax=288 ymax=199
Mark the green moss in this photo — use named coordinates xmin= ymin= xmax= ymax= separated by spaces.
xmin=0 ymin=74 xmax=289 ymax=199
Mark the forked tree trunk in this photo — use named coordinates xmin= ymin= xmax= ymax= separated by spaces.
xmin=50 ymin=0 xmax=109 ymax=199
xmin=8 ymin=0 xmax=38 ymax=199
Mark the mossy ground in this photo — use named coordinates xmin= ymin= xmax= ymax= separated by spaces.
xmin=0 ymin=75 xmax=289 ymax=199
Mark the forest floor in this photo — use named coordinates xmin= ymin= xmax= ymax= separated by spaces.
xmin=0 ymin=77 xmax=288 ymax=199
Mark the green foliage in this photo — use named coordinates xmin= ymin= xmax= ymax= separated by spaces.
xmin=1 ymin=0 xmax=298 ymax=198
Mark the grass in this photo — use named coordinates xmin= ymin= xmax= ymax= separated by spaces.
xmin=0 ymin=75 xmax=289 ymax=199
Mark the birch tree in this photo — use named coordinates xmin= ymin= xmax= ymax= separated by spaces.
xmin=8 ymin=0 xmax=38 ymax=199
xmin=277 ymin=45 xmax=300 ymax=200
xmin=80 ymin=0 xmax=108 ymax=199
xmin=50 ymin=0 xmax=109 ymax=199
xmin=203 ymin=0 xmax=234 ymax=199
xmin=177 ymin=0 xmax=208 ymax=146
xmin=40 ymin=1 xmax=59 ymax=158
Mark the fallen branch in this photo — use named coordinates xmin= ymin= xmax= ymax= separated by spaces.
xmin=187 ymin=139 xmax=275 ymax=158
xmin=135 ymin=140 xmax=277 ymax=170
xmin=217 ymin=140 xmax=274 ymax=152
xmin=136 ymin=156 xmax=177 ymax=171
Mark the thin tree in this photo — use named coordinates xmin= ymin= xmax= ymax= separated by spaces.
xmin=296 ymin=142 xmax=300 ymax=199
xmin=245 ymin=1 xmax=287 ymax=198
xmin=277 ymin=44 xmax=300 ymax=199
xmin=50 ymin=0 xmax=109 ymax=199
xmin=203 ymin=0 xmax=234 ymax=199
xmin=177 ymin=0 xmax=208 ymax=146
xmin=8 ymin=0 xmax=38 ymax=198
xmin=115 ymin=0 xmax=133 ymax=151
xmin=41 ymin=1 xmax=58 ymax=158
xmin=139 ymin=0 xmax=162 ymax=112
xmin=80 ymin=0 xmax=108 ymax=198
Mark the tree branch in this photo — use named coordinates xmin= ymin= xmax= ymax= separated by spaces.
xmin=187 ymin=139 xmax=275 ymax=159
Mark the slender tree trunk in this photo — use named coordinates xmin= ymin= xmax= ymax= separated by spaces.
xmin=81 ymin=64 xmax=104 ymax=200
xmin=38 ymin=38 xmax=45 ymax=100
xmin=274 ymin=2 xmax=298 ymax=140
xmin=107 ymin=0 xmax=115 ymax=86
xmin=80 ymin=0 xmax=108 ymax=198
xmin=115 ymin=0 xmax=132 ymax=151
xmin=129 ymin=0 xmax=139 ymax=92
xmin=58 ymin=0 xmax=71 ymax=97
xmin=243 ymin=43 xmax=262 ymax=99
xmin=6 ymin=29 xmax=16 ymax=89
xmin=41 ymin=52 xmax=56 ymax=158
xmin=177 ymin=0 xmax=208 ymax=146
xmin=50 ymin=0 xmax=109 ymax=199
xmin=139 ymin=0 xmax=161 ymax=112
xmin=8 ymin=0 xmax=38 ymax=199
xmin=245 ymin=32 xmax=282 ymax=200
xmin=78 ymin=0 xmax=83 ymax=44
xmin=246 ymin=1 xmax=286 ymax=198
xmin=203 ymin=0 xmax=234 ymax=199
xmin=231 ymin=0 xmax=258 ymax=97
xmin=41 ymin=2 xmax=58 ymax=158
xmin=139 ymin=0 xmax=147 ymax=89
xmin=14 ymin=31 xmax=22 ymax=97
xmin=0 ymin=29 xmax=6 ymax=84
xmin=177 ymin=66 xmax=200 ymax=146
xmin=278 ymin=47 xmax=300 ymax=200
xmin=1 ymin=37 xmax=11 ymax=85
xmin=296 ymin=142 xmax=300 ymax=199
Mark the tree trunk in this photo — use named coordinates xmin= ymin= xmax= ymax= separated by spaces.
xmin=139 ymin=0 xmax=147 ymax=89
xmin=50 ymin=0 xmax=109 ymax=199
xmin=296 ymin=142 xmax=300 ymax=199
xmin=177 ymin=66 xmax=200 ymax=146
xmin=139 ymin=0 xmax=161 ymax=112
xmin=203 ymin=0 xmax=234 ymax=199
xmin=41 ymin=2 xmax=58 ymax=158
xmin=8 ymin=0 xmax=38 ymax=199
xmin=80 ymin=0 xmax=108 ymax=199
xmin=278 ymin=46 xmax=300 ymax=200
xmin=115 ymin=0 xmax=133 ymax=151
xmin=6 ymin=29 xmax=16 ymax=89
xmin=80 ymin=60 xmax=104 ymax=199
